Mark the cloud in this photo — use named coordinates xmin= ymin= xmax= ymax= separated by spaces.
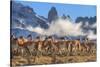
xmin=83 ymin=22 xmax=96 ymax=28
xmin=87 ymin=30 xmax=96 ymax=40
xmin=91 ymin=23 xmax=96 ymax=28
xmin=22 ymin=18 xmax=84 ymax=37
xmin=14 ymin=18 xmax=96 ymax=40
xmin=44 ymin=18 xmax=84 ymax=36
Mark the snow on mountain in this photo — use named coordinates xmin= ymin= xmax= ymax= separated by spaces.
xmin=11 ymin=1 xmax=49 ymax=29
xmin=11 ymin=1 xmax=50 ymax=37
xmin=11 ymin=1 xmax=96 ymax=40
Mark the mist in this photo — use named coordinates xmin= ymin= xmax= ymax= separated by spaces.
xmin=21 ymin=18 xmax=83 ymax=36
xmin=44 ymin=18 xmax=84 ymax=36
xmin=15 ymin=18 xmax=96 ymax=40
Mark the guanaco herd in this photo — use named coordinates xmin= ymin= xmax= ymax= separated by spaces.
xmin=11 ymin=34 xmax=96 ymax=57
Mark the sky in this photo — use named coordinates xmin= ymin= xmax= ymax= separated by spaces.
xmin=15 ymin=1 xmax=96 ymax=22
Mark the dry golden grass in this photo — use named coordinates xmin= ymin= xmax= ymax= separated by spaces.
xmin=11 ymin=53 xmax=96 ymax=67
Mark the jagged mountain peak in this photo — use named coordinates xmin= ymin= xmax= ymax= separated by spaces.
xmin=48 ymin=6 xmax=58 ymax=23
